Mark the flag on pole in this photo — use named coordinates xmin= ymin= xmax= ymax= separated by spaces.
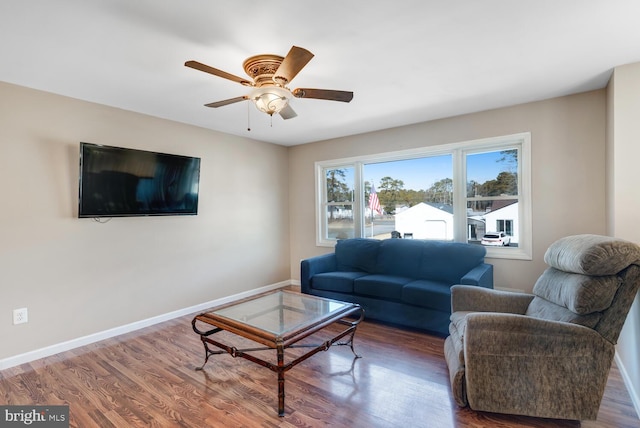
xmin=369 ymin=184 xmax=382 ymax=215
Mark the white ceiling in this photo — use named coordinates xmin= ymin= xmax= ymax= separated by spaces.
xmin=1 ymin=1 xmax=639 ymax=146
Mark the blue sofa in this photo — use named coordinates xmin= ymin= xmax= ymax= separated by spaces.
xmin=300 ymin=238 xmax=493 ymax=336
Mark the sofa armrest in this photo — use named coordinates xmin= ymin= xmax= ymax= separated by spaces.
xmin=451 ymin=284 xmax=534 ymax=314
xmin=300 ymin=253 xmax=337 ymax=294
xmin=460 ymin=263 xmax=493 ymax=288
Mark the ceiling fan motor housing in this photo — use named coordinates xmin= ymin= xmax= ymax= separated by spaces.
xmin=242 ymin=54 xmax=287 ymax=87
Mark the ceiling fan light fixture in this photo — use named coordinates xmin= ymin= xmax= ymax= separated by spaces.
xmin=186 ymin=46 xmax=353 ymax=122
xmin=250 ymin=86 xmax=290 ymax=116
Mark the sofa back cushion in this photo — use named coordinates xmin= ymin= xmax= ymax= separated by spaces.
xmin=418 ymin=241 xmax=486 ymax=284
xmin=335 ymin=238 xmax=381 ymax=272
xmin=338 ymin=238 xmax=487 ymax=282
xmin=374 ymin=239 xmax=426 ymax=277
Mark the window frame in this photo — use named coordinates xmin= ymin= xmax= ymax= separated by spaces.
xmin=315 ymin=132 xmax=532 ymax=260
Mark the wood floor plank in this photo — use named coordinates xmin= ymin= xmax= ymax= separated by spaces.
xmin=0 ymin=301 xmax=638 ymax=427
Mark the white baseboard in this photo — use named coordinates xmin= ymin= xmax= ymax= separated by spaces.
xmin=0 ymin=281 xmax=291 ymax=371
xmin=614 ymin=351 xmax=640 ymax=420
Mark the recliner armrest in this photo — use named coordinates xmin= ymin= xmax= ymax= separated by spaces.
xmin=462 ymin=312 xmax=614 ymax=420
xmin=451 ymin=284 xmax=533 ymax=314
xmin=464 ymin=312 xmax=608 ymax=356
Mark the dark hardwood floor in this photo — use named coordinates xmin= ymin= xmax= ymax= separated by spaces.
xmin=1 ymin=304 xmax=638 ymax=427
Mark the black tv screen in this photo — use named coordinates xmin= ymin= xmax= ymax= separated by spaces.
xmin=79 ymin=142 xmax=200 ymax=218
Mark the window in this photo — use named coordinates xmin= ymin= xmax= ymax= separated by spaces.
xmin=363 ymin=155 xmax=453 ymax=239
xmin=316 ymin=133 xmax=531 ymax=260
xmin=321 ymin=166 xmax=356 ymax=240
xmin=465 ymin=147 xmax=522 ymax=251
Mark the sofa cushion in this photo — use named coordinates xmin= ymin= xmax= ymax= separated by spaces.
xmin=312 ymin=271 xmax=368 ymax=293
xmin=418 ymin=241 xmax=486 ymax=284
xmin=374 ymin=239 xmax=425 ymax=278
xmin=544 ymin=234 xmax=640 ymax=276
xmin=402 ymin=280 xmax=452 ymax=311
xmin=335 ymin=238 xmax=381 ymax=272
xmin=354 ymin=275 xmax=411 ymax=300
xmin=533 ymin=267 xmax=621 ymax=315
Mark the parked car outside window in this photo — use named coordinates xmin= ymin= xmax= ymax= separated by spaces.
xmin=481 ymin=232 xmax=511 ymax=246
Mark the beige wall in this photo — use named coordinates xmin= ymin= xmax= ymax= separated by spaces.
xmin=607 ymin=62 xmax=640 ymax=414
xmin=0 ymin=81 xmax=290 ymax=361
xmin=289 ymin=90 xmax=607 ymax=292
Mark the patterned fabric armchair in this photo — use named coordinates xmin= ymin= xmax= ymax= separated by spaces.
xmin=444 ymin=234 xmax=640 ymax=420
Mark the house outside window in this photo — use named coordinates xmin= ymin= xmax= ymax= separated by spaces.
xmin=497 ymin=219 xmax=514 ymax=236
xmin=316 ymin=133 xmax=531 ymax=260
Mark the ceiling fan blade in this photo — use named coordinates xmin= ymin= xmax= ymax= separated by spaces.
xmin=204 ymin=96 xmax=249 ymax=108
xmin=273 ymin=46 xmax=314 ymax=84
xmin=279 ymin=104 xmax=298 ymax=120
xmin=292 ymin=88 xmax=354 ymax=103
xmin=185 ymin=60 xmax=253 ymax=86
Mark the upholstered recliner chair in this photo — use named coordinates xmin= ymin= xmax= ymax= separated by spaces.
xmin=444 ymin=234 xmax=640 ymax=420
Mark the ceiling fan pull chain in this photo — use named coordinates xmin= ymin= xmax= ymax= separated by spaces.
xmin=247 ymin=100 xmax=251 ymax=132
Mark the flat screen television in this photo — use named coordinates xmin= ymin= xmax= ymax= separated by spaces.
xmin=78 ymin=142 xmax=201 ymax=218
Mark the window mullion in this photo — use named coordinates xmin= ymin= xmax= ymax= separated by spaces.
xmin=453 ymin=149 xmax=467 ymax=242
xmin=354 ymin=162 xmax=364 ymax=237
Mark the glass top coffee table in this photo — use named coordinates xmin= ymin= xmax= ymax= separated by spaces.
xmin=191 ymin=290 xmax=364 ymax=416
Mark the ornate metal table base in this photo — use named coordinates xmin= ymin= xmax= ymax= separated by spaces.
xmin=191 ymin=291 xmax=364 ymax=416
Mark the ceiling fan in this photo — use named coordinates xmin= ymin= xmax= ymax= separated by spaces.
xmin=185 ymin=46 xmax=353 ymax=120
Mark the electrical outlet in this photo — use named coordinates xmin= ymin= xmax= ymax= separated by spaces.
xmin=13 ymin=308 xmax=28 ymax=325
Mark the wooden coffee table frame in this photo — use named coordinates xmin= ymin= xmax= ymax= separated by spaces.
xmin=191 ymin=291 xmax=364 ymax=416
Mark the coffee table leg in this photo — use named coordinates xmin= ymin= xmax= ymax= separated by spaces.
xmin=342 ymin=307 xmax=365 ymax=358
xmin=195 ymin=344 xmax=210 ymax=371
xmin=192 ymin=320 xmax=224 ymax=371
xmin=277 ymin=341 xmax=285 ymax=416
xmin=347 ymin=330 xmax=362 ymax=359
